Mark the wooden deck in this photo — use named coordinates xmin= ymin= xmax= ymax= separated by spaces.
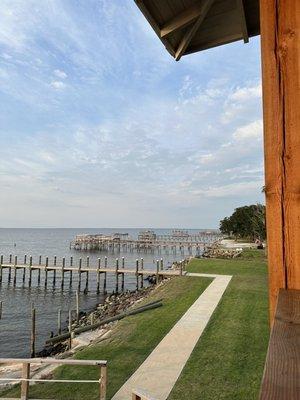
xmin=259 ymin=289 xmax=300 ymax=399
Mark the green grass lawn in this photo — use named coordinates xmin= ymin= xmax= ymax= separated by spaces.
xmin=2 ymin=276 xmax=211 ymax=399
xmin=2 ymin=249 xmax=269 ymax=400
xmin=169 ymin=249 xmax=269 ymax=400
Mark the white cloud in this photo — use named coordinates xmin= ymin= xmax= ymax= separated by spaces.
xmin=233 ymin=120 xmax=263 ymax=141
xmin=229 ymin=83 xmax=262 ymax=101
xmin=54 ymin=69 xmax=67 ymax=79
xmin=50 ymin=80 xmax=66 ymax=90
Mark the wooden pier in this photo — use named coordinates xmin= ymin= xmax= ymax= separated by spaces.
xmin=70 ymin=230 xmax=221 ymax=253
xmin=0 ymin=255 xmax=188 ymax=293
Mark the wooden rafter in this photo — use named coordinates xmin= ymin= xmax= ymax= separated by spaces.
xmin=160 ymin=2 xmax=206 ymax=38
xmin=236 ymin=0 xmax=249 ymax=43
xmin=134 ymin=0 xmax=175 ymax=57
xmin=175 ymin=0 xmax=215 ymax=61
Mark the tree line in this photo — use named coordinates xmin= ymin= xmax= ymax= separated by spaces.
xmin=220 ymin=203 xmax=266 ymax=241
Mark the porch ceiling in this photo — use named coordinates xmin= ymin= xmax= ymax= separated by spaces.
xmin=134 ymin=0 xmax=260 ymax=60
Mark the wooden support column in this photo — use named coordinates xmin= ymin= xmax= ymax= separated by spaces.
xmin=260 ymin=0 xmax=300 ymax=323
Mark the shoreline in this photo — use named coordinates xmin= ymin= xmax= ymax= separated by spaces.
xmin=0 ymin=282 xmax=160 ymax=388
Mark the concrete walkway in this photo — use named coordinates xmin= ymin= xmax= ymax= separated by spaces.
xmin=112 ymin=272 xmax=232 ymax=400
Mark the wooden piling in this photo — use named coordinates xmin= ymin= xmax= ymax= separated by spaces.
xmin=44 ymin=257 xmax=48 ymax=286
xmin=115 ymin=258 xmax=119 ymax=293
xmin=23 ymin=254 xmax=26 ymax=283
xmin=38 ymin=255 xmax=41 ymax=284
xmin=121 ymin=257 xmax=125 ymax=291
xmin=68 ymin=309 xmax=72 ymax=349
xmin=0 ymin=301 xmax=2 ymax=319
xmin=28 ymin=256 xmax=32 ymax=287
xmin=53 ymin=256 xmax=57 ymax=285
xmin=30 ymin=307 xmax=36 ymax=358
xmin=156 ymin=260 xmax=159 ymax=285
xmin=97 ymin=258 xmax=101 ymax=293
xmin=58 ymin=308 xmax=62 ymax=334
xmin=61 ymin=257 xmax=65 ymax=289
xmin=104 ymin=257 xmax=107 ymax=293
xmin=136 ymin=259 xmax=139 ymax=290
xmin=76 ymin=289 xmax=80 ymax=322
xmin=13 ymin=255 xmax=17 ymax=286
xmin=0 ymin=255 xmax=3 ymax=283
xmin=78 ymin=258 xmax=82 ymax=290
xmin=70 ymin=257 xmax=73 ymax=285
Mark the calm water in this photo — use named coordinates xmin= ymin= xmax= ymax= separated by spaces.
xmin=0 ymin=228 xmax=213 ymax=357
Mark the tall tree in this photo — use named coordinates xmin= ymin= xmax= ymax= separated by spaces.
xmin=220 ymin=204 xmax=266 ymax=240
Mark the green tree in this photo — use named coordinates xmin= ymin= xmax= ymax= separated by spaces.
xmin=220 ymin=204 xmax=266 ymax=240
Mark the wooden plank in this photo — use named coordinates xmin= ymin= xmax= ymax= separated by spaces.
xmin=236 ymin=0 xmax=248 ymax=43
xmin=260 ymin=0 xmax=300 ymax=322
xmin=259 ymin=289 xmax=300 ymax=399
xmin=175 ymin=0 xmax=215 ymax=60
xmin=161 ymin=2 xmax=206 ymax=37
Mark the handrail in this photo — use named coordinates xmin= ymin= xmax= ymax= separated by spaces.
xmin=0 ymin=357 xmax=107 ymax=400
xmin=0 ymin=358 xmax=107 ymax=366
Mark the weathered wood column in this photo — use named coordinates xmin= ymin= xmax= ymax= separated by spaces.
xmin=260 ymin=0 xmax=300 ymax=323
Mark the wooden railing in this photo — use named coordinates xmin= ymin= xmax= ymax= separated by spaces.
xmin=0 ymin=358 xmax=107 ymax=400
xmin=259 ymin=289 xmax=300 ymax=399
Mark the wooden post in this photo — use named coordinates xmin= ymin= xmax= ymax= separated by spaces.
xmin=9 ymin=254 xmax=12 ymax=264
xmin=28 ymin=256 xmax=32 ymax=287
xmin=21 ymin=362 xmax=30 ymax=400
xmin=156 ymin=260 xmax=159 ymax=285
xmin=78 ymin=258 xmax=82 ymax=290
xmin=61 ymin=257 xmax=65 ymax=289
xmin=53 ymin=255 xmax=57 ymax=285
xmin=23 ymin=254 xmax=26 ymax=283
xmin=104 ymin=257 xmax=107 ymax=293
xmin=70 ymin=256 xmax=73 ymax=285
xmin=260 ymin=0 xmax=300 ymax=323
xmin=135 ymin=259 xmax=139 ymax=290
xmin=0 ymin=254 xmax=3 ymax=283
xmin=30 ymin=307 xmax=36 ymax=358
xmin=100 ymin=364 xmax=107 ymax=400
xmin=115 ymin=258 xmax=119 ymax=293
xmin=58 ymin=308 xmax=62 ymax=334
xmin=0 ymin=301 xmax=2 ymax=319
xmin=121 ymin=257 xmax=125 ymax=291
xmin=13 ymin=255 xmax=17 ymax=286
xmin=76 ymin=289 xmax=80 ymax=322
xmin=45 ymin=256 xmax=48 ymax=287
xmin=68 ymin=309 xmax=72 ymax=349
xmin=140 ymin=258 xmax=144 ymax=288
xmin=38 ymin=255 xmax=41 ymax=284
xmin=97 ymin=258 xmax=101 ymax=293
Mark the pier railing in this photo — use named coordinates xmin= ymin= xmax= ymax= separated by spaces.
xmin=0 ymin=358 xmax=107 ymax=400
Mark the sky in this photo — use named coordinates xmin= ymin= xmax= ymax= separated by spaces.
xmin=0 ymin=0 xmax=264 ymax=229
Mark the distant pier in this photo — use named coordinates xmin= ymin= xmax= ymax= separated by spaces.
xmin=70 ymin=230 xmax=222 ymax=253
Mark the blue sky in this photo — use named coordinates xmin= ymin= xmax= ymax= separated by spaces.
xmin=0 ymin=0 xmax=264 ymax=228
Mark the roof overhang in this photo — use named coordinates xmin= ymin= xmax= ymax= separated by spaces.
xmin=135 ymin=0 xmax=260 ymax=60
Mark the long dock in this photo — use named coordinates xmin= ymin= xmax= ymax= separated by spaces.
xmin=0 ymin=255 xmax=187 ymax=293
xmin=70 ymin=232 xmax=221 ymax=253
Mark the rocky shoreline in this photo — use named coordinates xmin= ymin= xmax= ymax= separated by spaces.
xmin=38 ymin=284 xmax=158 ymax=357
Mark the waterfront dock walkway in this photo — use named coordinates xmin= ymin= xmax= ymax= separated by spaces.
xmin=112 ymin=272 xmax=232 ymax=400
